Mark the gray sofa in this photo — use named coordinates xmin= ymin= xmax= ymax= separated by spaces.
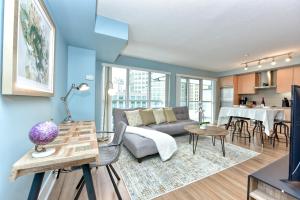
xmin=112 ymin=106 xmax=198 ymax=162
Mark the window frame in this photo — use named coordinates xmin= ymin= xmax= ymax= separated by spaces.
xmin=104 ymin=63 xmax=171 ymax=109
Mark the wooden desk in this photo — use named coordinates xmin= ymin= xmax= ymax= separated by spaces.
xmin=11 ymin=121 xmax=99 ymax=200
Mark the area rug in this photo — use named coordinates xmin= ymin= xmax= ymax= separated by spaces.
xmin=115 ymin=135 xmax=259 ymax=200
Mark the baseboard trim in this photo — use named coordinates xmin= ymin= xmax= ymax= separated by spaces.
xmin=38 ymin=171 xmax=57 ymax=200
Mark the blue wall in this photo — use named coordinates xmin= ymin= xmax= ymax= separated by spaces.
xmin=67 ymin=46 xmax=96 ymax=121
xmin=47 ymin=0 xmax=128 ymax=63
xmin=0 ymin=0 xmax=68 ymax=199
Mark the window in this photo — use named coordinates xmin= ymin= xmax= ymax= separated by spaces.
xmin=180 ymin=78 xmax=187 ymax=106
xmin=151 ymin=73 xmax=166 ymax=108
xmin=109 ymin=66 xmax=169 ymax=109
xmin=129 ymin=70 xmax=149 ymax=108
xmin=177 ymin=76 xmax=215 ymax=123
xmin=111 ymin=67 xmax=127 ymax=109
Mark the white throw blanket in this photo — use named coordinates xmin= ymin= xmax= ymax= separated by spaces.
xmin=126 ymin=126 xmax=177 ymax=161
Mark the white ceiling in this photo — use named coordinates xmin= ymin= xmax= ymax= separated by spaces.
xmin=97 ymin=0 xmax=300 ymax=72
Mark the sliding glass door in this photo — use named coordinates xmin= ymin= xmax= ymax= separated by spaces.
xmin=188 ymin=79 xmax=201 ymax=122
xmin=202 ymin=80 xmax=213 ymax=122
xmin=177 ymin=76 xmax=215 ymax=123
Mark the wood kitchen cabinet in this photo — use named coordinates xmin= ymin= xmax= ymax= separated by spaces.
xmin=276 ymin=67 xmax=293 ymax=93
xmin=293 ymin=66 xmax=300 ymax=86
xmin=237 ymin=73 xmax=257 ymax=94
xmin=219 ymin=76 xmax=234 ymax=87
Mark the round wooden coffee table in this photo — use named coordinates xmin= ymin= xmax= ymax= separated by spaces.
xmin=184 ymin=125 xmax=229 ymax=156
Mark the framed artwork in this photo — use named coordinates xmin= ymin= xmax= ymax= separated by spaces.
xmin=2 ymin=0 xmax=56 ymax=96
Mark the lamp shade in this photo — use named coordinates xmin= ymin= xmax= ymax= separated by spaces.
xmin=77 ymin=83 xmax=89 ymax=91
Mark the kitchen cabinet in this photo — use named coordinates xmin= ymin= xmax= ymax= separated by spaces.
xmin=293 ymin=66 xmax=300 ymax=86
xmin=276 ymin=67 xmax=293 ymax=93
xmin=219 ymin=76 xmax=234 ymax=87
xmin=237 ymin=73 xmax=257 ymax=94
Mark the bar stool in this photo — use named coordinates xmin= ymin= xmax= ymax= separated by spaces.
xmin=231 ymin=117 xmax=251 ymax=143
xmin=270 ymin=120 xmax=290 ymax=148
xmin=252 ymin=120 xmax=265 ymax=146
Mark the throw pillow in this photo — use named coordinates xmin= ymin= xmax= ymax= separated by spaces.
xmin=125 ymin=110 xmax=143 ymax=127
xmin=153 ymin=109 xmax=166 ymax=124
xmin=164 ymin=108 xmax=177 ymax=123
xmin=139 ymin=109 xmax=156 ymax=125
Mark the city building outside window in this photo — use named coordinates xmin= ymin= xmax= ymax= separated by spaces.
xmin=109 ymin=66 xmax=169 ymax=110
xmin=177 ymin=76 xmax=215 ymax=123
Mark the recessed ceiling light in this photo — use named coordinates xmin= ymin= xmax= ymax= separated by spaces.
xmin=244 ymin=63 xmax=248 ymax=70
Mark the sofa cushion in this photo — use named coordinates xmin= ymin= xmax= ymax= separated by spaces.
xmin=164 ymin=108 xmax=177 ymax=122
xmin=139 ymin=109 xmax=156 ymax=125
xmin=153 ymin=108 xmax=166 ymax=124
xmin=125 ymin=110 xmax=143 ymax=127
xmin=148 ymin=120 xmax=199 ymax=135
xmin=113 ymin=108 xmax=143 ymax=131
xmin=173 ymin=106 xmax=190 ymax=120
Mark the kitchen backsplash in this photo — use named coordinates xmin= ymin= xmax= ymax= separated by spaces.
xmin=241 ymin=88 xmax=291 ymax=107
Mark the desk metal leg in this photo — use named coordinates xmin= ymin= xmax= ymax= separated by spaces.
xmin=82 ymin=164 xmax=96 ymax=200
xmin=27 ymin=172 xmax=45 ymax=200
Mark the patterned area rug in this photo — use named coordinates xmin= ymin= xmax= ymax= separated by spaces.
xmin=115 ymin=135 xmax=259 ymax=200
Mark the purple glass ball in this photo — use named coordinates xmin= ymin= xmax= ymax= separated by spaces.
xmin=29 ymin=121 xmax=59 ymax=145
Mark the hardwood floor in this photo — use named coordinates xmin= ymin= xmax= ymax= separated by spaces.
xmin=48 ymin=133 xmax=289 ymax=200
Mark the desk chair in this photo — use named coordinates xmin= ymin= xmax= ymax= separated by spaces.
xmin=74 ymin=122 xmax=127 ymax=200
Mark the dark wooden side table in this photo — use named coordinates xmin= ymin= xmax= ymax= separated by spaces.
xmin=248 ymin=155 xmax=300 ymax=200
xmin=184 ymin=125 xmax=229 ymax=157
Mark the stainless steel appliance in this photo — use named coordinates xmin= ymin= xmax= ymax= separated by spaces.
xmin=220 ymin=87 xmax=234 ymax=107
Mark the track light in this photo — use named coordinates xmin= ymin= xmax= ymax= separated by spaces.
xmin=258 ymin=60 xmax=262 ymax=68
xmin=271 ymin=58 xmax=276 ymax=65
xmin=285 ymin=54 xmax=292 ymax=62
xmin=241 ymin=52 xmax=292 ymax=69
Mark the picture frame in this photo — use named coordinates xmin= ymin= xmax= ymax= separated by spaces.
xmin=2 ymin=0 xmax=56 ymax=96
